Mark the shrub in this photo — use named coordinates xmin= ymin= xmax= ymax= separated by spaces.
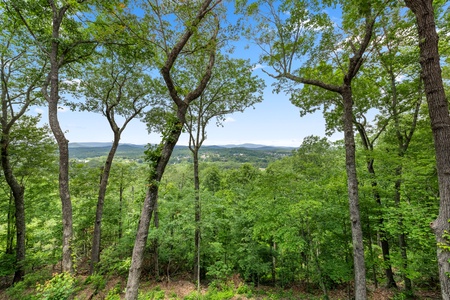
xmin=35 ymin=272 xmax=76 ymax=300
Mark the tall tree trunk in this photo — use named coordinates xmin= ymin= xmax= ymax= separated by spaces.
xmin=48 ymin=93 xmax=73 ymax=274
xmin=342 ymin=85 xmax=367 ymax=300
xmin=153 ymin=201 xmax=160 ymax=280
xmin=1 ymin=137 xmax=26 ymax=283
xmin=365 ymin=209 xmax=378 ymax=289
xmin=394 ymin=169 xmax=412 ymax=294
xmin=404 ymin=1 xmax=450 ymax=298
xmin=367 ymin=160 xmax=396 ymax=288
xmin=43 ymin=5 xmax=73 ymax=274
xmin=193 ymin=148 xmax=201 ymax=287
xmin=6 ymin=193 xmax=14 ymax=255
xmin=90 ymin=134 xmax=120 ymax=274
xmin=118 ymin=172 xmax=124 ymax=241
xmin=125 ymin=118 xmax=185 ymax=300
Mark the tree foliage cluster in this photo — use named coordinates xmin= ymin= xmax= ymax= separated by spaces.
xmin=0 ymin=0 xmax=449 ymax=299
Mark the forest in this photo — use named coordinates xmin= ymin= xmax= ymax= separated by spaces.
xmin=0 ymin=0 xmax=449 ymax=299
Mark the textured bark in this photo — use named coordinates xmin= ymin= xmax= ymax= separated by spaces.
xmin=404 ymin=1 xmax=450 ymax=298
xmin=342 ymin=85 xmax=367 ymax=300
xmin=44 ymin=4 xmax=74 ymax=274
xmin=90 ymin=132 xmax=120 ymax=274
xmin=125 ymin=119 xmax=185 ymax=300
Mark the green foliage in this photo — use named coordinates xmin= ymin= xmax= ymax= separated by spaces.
xmin=84 ymin=273 xmax=106 ymax=294
xmin=98 ymin=246 xmax=133 ymax=276
xmin=138 ymin=286 xmax=166 ymax=300
xmin=105 ymin=283 xmax=123 ymax=300
xmin=0 ymin=253 xmax=15 ymax=276
xmin=206 ymin=261 xmax=233 ymax=281
xmin=35 ymin=272 xmax=76 ymax=300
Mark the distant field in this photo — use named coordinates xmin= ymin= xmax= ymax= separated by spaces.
xmin=68 ymin=143 xmax=295 ymax=168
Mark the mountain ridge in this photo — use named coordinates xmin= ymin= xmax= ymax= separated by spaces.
xmin=69 ymin=142 xmax=295 ymax=150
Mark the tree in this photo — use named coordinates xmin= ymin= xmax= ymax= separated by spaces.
xmin=0 ymin=115 xmax=57 ymax=283
xmin=125 ymin=1 xmax=223 ymax=298
xmin=71 ymin=42 xmax=156 ymax=274
xmin=403 ymin=1 xmax=450 ymax=298
xmin=240 ymin=1 xmax=386 ymax=298
xmin=181 ymin=54 xmax=264 ymax=285
xmin=0 ymin=7 xmax=46 ymax=282
xmin=7 ymin=0 xmax=102 ymax=273
xmin=367 ymin=7 xmax=423 ymax=292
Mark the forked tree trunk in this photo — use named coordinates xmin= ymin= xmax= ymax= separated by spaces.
xmin=404 ymin=1 xmax=450 ymax=298
xmin=125 ymin=2 xmax=217 ymax=298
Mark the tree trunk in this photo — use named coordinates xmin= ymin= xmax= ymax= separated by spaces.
xmin=193 ymin=148 xmax=201 ymax=286
xmin=394 ymin=172 xmax=412 ymax=294
xmin=365 ymin=209 xmax=378 ymax=289
xmin=48 ymin=93 xmax=73 ymax=274
xmin=404 ymin=1 xmax=450 ymax=298
xmin=118 ymin=172 xmax=124 ymax=240
xmin=44 ymin=5 xmax=73 ymax=274
xmin=342 ymin=85 xmax=367 ymax=300
xmin=125 ymin=119 xmax=184 ymax=300
xmin=90 ymin=134 xmax=120 ymax=274
xmin=366 ymin=160 xmax=396 ymax=288
xmin=1 ymin=137 xmax=26 ymax=283
xmin=153 ymin=201 xmax=160 ymax=280
xmin=6 ymin=193 xmax=14 ymax=255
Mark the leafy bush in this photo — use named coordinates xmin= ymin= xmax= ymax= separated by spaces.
xmin=6 ymin=268 xmax=53 ymax=300
xmin=138 ymin=286 xmax=166 ymax=300
xmin=99 ymin=247 xmax=131 ymax=275
xmin=84 ymin=273 xmax=106 ymax=294
xmin=105 ymin=283 xmax=122 ymax=300
xmin=0 ymin=253 xmax=16 ymax=276
xmin=206 ymin=261 xmax=232 ymax=281
xmin=184 ymin=291 xmax=203 ymax=300
xmin=35 ymin=272 xmax=76 ymax=300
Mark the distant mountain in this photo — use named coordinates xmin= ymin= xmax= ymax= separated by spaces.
xmin=69 ymin=142 xmax=295 ymax=150
xmin=69 ymin=142 xmax=143 ymax=148
xmin=68 ymin=142 xmax=295 ymax=167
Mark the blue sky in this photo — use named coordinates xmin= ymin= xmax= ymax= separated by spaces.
xmin=31 ymin=74 xmax=340 ymax=147
xmin=30 ymin=2 xmax=344 ymax=148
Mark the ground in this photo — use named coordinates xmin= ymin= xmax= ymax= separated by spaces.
xmin=0 ymin=273 xmax=442 ymax=299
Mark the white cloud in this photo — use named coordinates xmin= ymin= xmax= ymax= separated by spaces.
xmin=58 ymin=106 xmax=70 ymax=112
xmin=35 ymin=108 xmax=44 ymax=114
xmin=63 ymin=78 xmax=81 ymax=85
xmin=224 ymin=117 xmax=236 ymax=123
xmin=252 ymin=64 xmax=265 ymax=71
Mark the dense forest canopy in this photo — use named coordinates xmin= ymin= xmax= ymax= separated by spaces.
xmin=0 ymin=0 xmax=449 ymax=299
